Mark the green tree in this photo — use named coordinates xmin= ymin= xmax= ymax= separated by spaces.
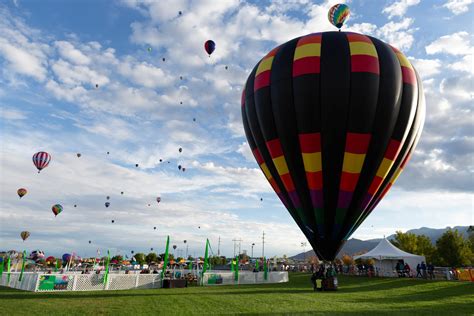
xmin=145 ymin=253 xmax=158 ymax=264
xmin=134 ymin=253 xmax=146 ymax=265
xmin=467 ymin=226 xmax=474 ymax=253
xmin=436 ymin=229 xmax=473 ymax=267
xmin=391 ymin=231 xmax=436 ymax=262
xmin=392 ymin=231 xmax=418 ymax=253
xmin=111 ymin=255 xmax=123 ymax=264
xmin=415 ymin=235 xmax=436 ymax=263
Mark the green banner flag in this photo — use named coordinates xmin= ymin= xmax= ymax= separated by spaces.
xmin=55 ymin=259 xmax=59 ymax=272
xmin=103 ymin=250 xmax=111 ymax=285
xmin=255 ymin=259 xmax=259 ymax=271
xmin=19 ymin=251 xmax=26 ymax=282
xmin=234 ymin=255 xmax=239 ymax=282
xmin=7 ymin=257 xmax=11 ymax=283
xmin=188 ymin=260 xmax=192 ymax=271
xmin=263 ymin=257 xmax=268 ymax=280
xmin=0 ymin=257 xmax=4 ymax=278
xmin=161 ymin=236 xmax=170 ymax=283
xmin=203 ymin=239 xmax=209 ymax=274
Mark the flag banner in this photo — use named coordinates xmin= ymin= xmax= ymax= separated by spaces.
xmin=19 ymin=251 xmax=26 ymax=282
xmin=7 ymin=257 xmax=11 ymax=283
xmin=234 ymin=256 xmax=239 ymax=282
xmin=161 ymin=236 xmax=170 ymax=283
xmin=103 ymin=250 xmax=111 ymax=284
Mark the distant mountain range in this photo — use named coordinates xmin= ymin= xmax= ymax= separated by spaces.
xmin=290 ymin=226 xmax=470 ymax=259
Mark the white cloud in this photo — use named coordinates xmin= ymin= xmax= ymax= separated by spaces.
xmin=0 ymin=106 xmax=28 ymax=120
xmin=382 ymin=0 xmax=420 ymax=19
xmin=449 ymin=54 xmax=473 ymax=73
xmin=443 ymin=0 xmax=474 ymax=15
xmin=0 ymin=40 xmax=47 ymax=81
xmin=408 ymin=58 xmax=442 ymax=79
xmin=55 ymin=41 xmax=91 ymax=65
xmin=426 ymin=31 xmax=472 ymax=55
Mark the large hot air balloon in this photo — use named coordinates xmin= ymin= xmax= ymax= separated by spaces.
xmin=52 ymin=204 xmax=63 ymax=216
xmin=32 ymin=151 xmax=51 ymax=173
xmin=20 ymin=231 xmax=30 ymax=241
xmin=204 ymin=40 xmax=215 ymax=56
xmin=241 ymin=31 xmax=425 ymax=260
xmin=45 ymin=256 xmax=55 ymax=263
xmin=62 ymin=253 xmax=72 ymax=262
xmin=328 ymin=4 xmax=350 ymax=30
xmin=30 ymin=250 xmax=45 ymax=263
xmin=17 ymin=188 xmax=27 ymax=199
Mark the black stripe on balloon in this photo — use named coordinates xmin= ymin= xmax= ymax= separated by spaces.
xmin=270 ymin=37 xmax=323 ymax=248
xmin=341 ymin=37 xmax=403 ymax=237
xmin=319 ymin=31 xmax=351 ymax=253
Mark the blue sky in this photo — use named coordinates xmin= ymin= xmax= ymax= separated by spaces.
xmin=0 ymin=0 xmax=472 ymax=259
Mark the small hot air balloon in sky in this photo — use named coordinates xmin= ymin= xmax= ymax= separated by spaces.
xmin=105 ymin=202 xmax=110 ymax=208
xmin=328 ymin=3 xmax=350 ymax=30
xmin=88 ymin=240 xmax=91 ymax=244
xmin=95 ymin=84 xmax=99 ymax=89
xmin=148 ymin=204 xmax=151 ymax=207
xmin=198 ymin=226 xmax=201 ymax=229
xmin=32 ymin=151 xmax=51 ymax=173
xmin=173 ymin=245 xmax=177 ymax=250
xmin=154 ymin=226 xmax=156 ymax=230
xmin=121 ymin=191 xmax=124 ymax=195
xmin=180 ymin=76 xmax=183 ymax=80
xmin=77 ymin=153 xmax=81 ymax=158
xmin=178 ymin=165 xmax=182 ymax=170
xmin=135 ymin=164 xmax=139 ymax=167
xmin=241 ymin=26 xmax=425 ymax=260
xmin=178 ymin=11 xmax=182 ymax=15
xmin=17 ymin=188 xmax=27 ymax=199
xmin=107 ymin=152 xmax=110 ymax=155
xmin=131 ymin=250 xmax=134 ymax=254
xmin=260 ymin=198 xmax=263 ymax=202
xmin=179 ymin=147 xmax=182 ymax=153
xmin=147 ymin=47 xmax=152 ymax=52
xmin=225 ymin=66 xmax=228 ymax=70
xmin=183 ymin=240 xmax=187 ymax=244
xmin=111 ymin=219 xmax=115 ymax=223
xmin=162 ymin=57 xmax=166 ymax=62
xmin=157 ymin=197 xmax=161 ymax=203
xmin=182 ymin=167 xmax=186 ymax=172
xmin=180 ymin=101 xmax=183 ymax=105
xmin=74 ymin=204 xmax=77 ymax=208
xmin=20 ymin=231 xmax=30 ymax=241
xmin=204 ymin=40 xmax=215 ymax=56
xmin=193 ymin=118 xmax=196 ymax=122
xmin=106 ymin=196 xmax=110 ymax=200
xmin=151 ymin=248 xmax=154 ymax=251
xmin=52 ymin=204 xmax=63 ymax=217
xmin=159 ymin=159 xmax=163 ymax=162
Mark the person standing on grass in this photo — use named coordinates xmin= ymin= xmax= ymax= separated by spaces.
xmin=427 ymin=263 xmax=434 ymax=280
xmin=421 ymin=262 xmax=427 ymax=279
xmin=416 ymin=263 xmax=422 ymax=278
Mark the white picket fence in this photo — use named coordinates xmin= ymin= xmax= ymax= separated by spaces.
xmin=202 ymin=271 xmax=289 ymax=286
xmin=0 ymin=272 xmax=162 ymax=292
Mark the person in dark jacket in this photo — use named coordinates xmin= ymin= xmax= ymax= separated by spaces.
xmin=416 ymin=263 xmax=422 ymax=278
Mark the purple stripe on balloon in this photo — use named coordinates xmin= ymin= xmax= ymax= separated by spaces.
xmin=310 ymin=189 xmax=323 ymax=209
xmin=288 ymin=191 xmax=301 ymax=208
xmin=337 ymin=190 xmax=353 ymax=209
xmin=359 ymin=193 xmax=373 ymax=211
xmin=276 ymin=192 xmax=290 ymax=209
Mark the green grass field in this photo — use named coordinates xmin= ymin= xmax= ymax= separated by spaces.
xmin=1 ymin=273 xmax=473 ymax=315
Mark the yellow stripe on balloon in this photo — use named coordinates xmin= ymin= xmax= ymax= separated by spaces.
xmin=256 ymin=57 xmax=274 ymax=76
xmin=272 ymin=156 xmax=289 ymax=175
xmin=342 ymin=153 xmax=366 ymax=173
xmin=349 ymin=42 xmax=378 ymax=58
xmin=375 ymin=158 xmax=394 ymax=179
xmin=389 ymin=167 xmax=403 ymax=184
xmin=396 ymin=52 xmax=412 ymax=69
xmin=260 ymin=163 xmax=272 ymax=180
xmin=294 ymin=43 xmax=321 ymax=60
xmin=302 ymin=152 xmax=322 ymax=172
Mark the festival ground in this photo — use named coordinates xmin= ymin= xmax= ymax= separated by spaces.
xmin=1 ymin=273 xmax=473 ymax=315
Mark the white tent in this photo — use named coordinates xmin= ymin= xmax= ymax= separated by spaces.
xmin=354 ymin=238 xmax=425 ymax=277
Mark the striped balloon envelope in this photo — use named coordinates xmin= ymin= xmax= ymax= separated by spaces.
xmin=328 ymin=3 xmax=350 ymax=29
xmin=241 ymin=32 xmax=425 ymax=260
xmin=32 ymin=151 xmax=51 ymax=173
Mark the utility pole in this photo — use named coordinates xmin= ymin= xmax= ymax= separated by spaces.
xmin=232 ymin=238 xmax=243 ymax=257
xmin=262 ymin=231 xmax=265 ymax=257
xmin=251 ymin=243 xmax=255 ymax=258
xmin=218 ymin=236 xmax=221 ymax=256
